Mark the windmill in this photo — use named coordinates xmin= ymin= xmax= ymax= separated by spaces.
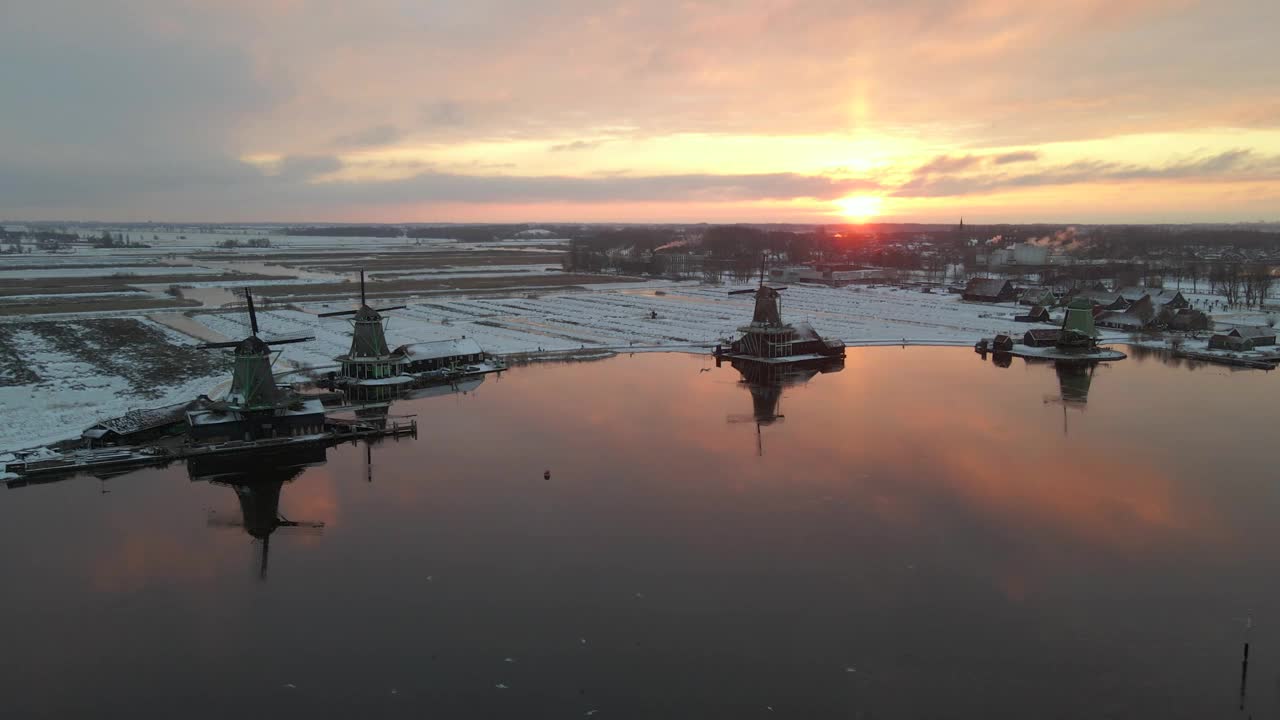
xmin=723 ymin=255 xmax=794 ymax=359
xmin=1057 ymin=297 xmax=1101 ymax=350
xmin=318 ymin=270 xmax=409 ymax=384
xmin=187 ymin=288 xmax=323 ymax=443
xmin=718 ymin=253 xmax=844 ymax=362
xmin=196 ymin=288 xmax=313 ymax=410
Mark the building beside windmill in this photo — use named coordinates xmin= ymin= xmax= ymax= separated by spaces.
xmin=186 ymin=288 xmax=326 ymax=443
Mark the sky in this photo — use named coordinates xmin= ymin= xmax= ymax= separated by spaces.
xmin=1 ymin=0 xmax=1278 ymax=224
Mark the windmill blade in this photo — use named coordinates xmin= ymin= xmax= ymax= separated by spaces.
xmin=275 ymin=524 xmax=325 ymax=536
xmin=278 ymin=517 xmax=325 ymax=528
xmin=769 ymin=286 xmax=788 ymax=292
xmin=245 ymin=288 xmax=259 ymax=336
xmin=317 ymin=308 xmax=358 ymax=318
xmin=264 ymin=335 xmax=314 ymax=345
xmin=371 ymin=305 xmax=407 ymax=313
xmin=728 ymin=289 xmax=757 ymax=295
xmin=196 ymin=340 xmax=243 ymax=350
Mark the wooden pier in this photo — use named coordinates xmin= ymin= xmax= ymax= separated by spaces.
xmin=1172 ymin=350 xmax=1276 ymax=370
xmin=3 ymin=419 xmax=417 ymax=481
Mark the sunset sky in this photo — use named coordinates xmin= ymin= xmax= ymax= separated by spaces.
xmin=1 ymin=0 xmax=1277 ymax=224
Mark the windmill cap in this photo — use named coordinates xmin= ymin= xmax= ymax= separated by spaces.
xmin=235 ymin=336 xmax=271 ymax=355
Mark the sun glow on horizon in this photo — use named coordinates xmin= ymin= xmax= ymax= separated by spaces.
xmin=833 ymin=194 xmax=884 ymax=222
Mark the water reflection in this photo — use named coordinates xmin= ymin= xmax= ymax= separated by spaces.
xmin=723 ymin=357 xmax=844 ymax=455
xmin=3 ymin=350 xmax=1280 ymax=719
xmin=190 ymin=447 xmax=328 ymax=580
xmin=1054 ymin=361 xmax=1094 ymax=405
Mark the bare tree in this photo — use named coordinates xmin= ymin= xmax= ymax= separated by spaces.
xmin=1243 ymin=263 xmax=1273 ymax=308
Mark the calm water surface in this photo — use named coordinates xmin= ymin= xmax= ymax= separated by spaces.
xmin=3 ymin=348 xmax=1279 ymax=719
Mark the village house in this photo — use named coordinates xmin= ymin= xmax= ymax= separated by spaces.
xmin=1071 ymin=288 xmax=1129 ymax=311
xmin=962 ymin=278 xmax=1017 ymax=303
xmin=1225 ymin=326 xmax=1277 ymax=346
xmin=991 ymin=333 xmax=1016 ymax=352
xmin=1015 ymin=305 xmax=1051 ymax=323
xmin=82 ymin=401 xmax=193 ymax=447
xmin=1097 ymin=295 xmax=1156 ymax=330
xmin=1022 ymin=329 xmax=1062 ymax=347
xmin=1117 ymin=287 xmax=1189 ymax=310
xmin=1018 ymin=287 xmax=1057 ymax=307
xmin=399 ymin=338 xmax=488 ymax=373
xmin=1209 ymin=333 xmax=1255 ymax=351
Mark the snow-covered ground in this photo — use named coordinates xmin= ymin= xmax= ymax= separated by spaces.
xmin=0 ymin=265 xmax=211 ymax=279
xmin=187 ymin=283 xmax=1115 ymax=373
xmin=4 ymin=278 xmax=1074 ymax=454
xmin=0 ymin=318 xmax=229 ymax=453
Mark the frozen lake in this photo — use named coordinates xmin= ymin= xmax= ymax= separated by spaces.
xmin=1 ymin=348 xmax=1277 ymax=718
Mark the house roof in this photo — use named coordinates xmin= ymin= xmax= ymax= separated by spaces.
xmin=792 ymin=321 xmax=821 ymax=342
xmin=964 ymin=278 xmax=1012 ymax=296
xmin=399 ymin=338 xmax=484 ymax=361
xmin=1118 ymin=287 xmax=1185 ymax=304
xmin=1229 ymin=326 xmax=1275 ymax=339
xmin=1098 ymin=311 xmax=1147 ymax=328
xmin=83 ymin=401 xmax=192 ymax=437
xmin=1074 ymin=289 xmax=1125 ymax=306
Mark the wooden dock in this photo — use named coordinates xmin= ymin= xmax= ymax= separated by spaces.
xmin=3 ymin=419 xmax=417 ymax=481
xmin=1172 ymin=350 xmax=1276 ymax=370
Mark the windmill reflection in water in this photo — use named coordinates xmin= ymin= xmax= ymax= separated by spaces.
xmin=723 ymin=356 xmax=844 ymax=456
xmin=192 ymin=447 xmax=327 ymax=581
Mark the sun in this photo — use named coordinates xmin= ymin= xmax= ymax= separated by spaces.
xmin=833 ymin=194 xmax=884 ymax=222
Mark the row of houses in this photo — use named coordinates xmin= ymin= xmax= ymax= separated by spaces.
xmin=1072 ymin=286 xmax=1189 ymax=312
xmin=961 ymin=278 xmax=1207 ymax=331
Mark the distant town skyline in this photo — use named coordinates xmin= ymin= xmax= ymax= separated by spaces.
xmin=2 ymin=1 xmax=1278 ymax=224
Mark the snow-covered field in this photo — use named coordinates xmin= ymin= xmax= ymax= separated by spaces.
xmin=0 ymin=318 xmax=229 ymax=452
xmin=0 ymin=265 xmax=211 ymax=279
xmin=189 ymin=283 xmax=1087 ymax=373
xmin=0 ymin=279 xmax=1061 ymax=453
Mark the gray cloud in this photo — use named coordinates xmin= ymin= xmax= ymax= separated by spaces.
xmin=300 ymin=171 xmax=882 ymax=205
xmin=0 ymin=160 xmax=879 ymax=216
xmin=1 ymin=0 xmax=1277 ymax=220
xmin=549 ymin=140 xmax=604 ymax=152
xmin=332 ymin=125 xmax=404 ymax=148
xmin=915 ymin=155 xmax=983 ymax=174
xmin=422 ymin=101 xmax=467 ymax=128
xmin=992 ymin=151 xmax=1041 ymax=165
xmin=277 ymin=155 xmax=345 ymax=180
xmin=894 ymin=150 xmax=1280 ymax=198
